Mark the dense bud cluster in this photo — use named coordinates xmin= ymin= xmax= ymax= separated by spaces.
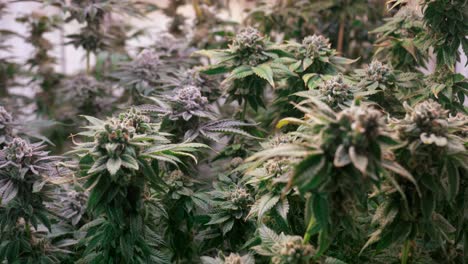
xmin=302 ymin=34 xmax=330 ymax=57
xmin=3 ymin=137 xmax=33 ymax=163
xmin=96 ymin=108 xmax=151 ymax=146
xmin=131 ymin=50 xmax=162 ymax=81
xmin=339 ymin=106 xmax=384 ymax=140
xmin=232 ymin=27 xmax=263 ymax=50
xmin=271 ymin=236 xmax=315 ymax=264
xmin=0 ymin=106 xmax=12 ymax=126
xmin=231 ymin=27 xmax=268 ymax=66
xmin=268 ymin=134 xmax=295 ymax=148
xmin=118 ymin=108 xmax=151 ymax=134
xmin=396 ymin=100 xmax=450 ymax=146
xmin=229 ymin=186 xmax=251 ymax=206
xmin=173 ymin=85 xmax=208 ymax=109
xmin=61 ymin=74 xmax=107 ymax=107
xmin=166 ymin=170 xmax=185 ymax=185
xmin=264 ymin=158 xmax=290 ymax=176
xmin=224 ymin=253 xmax=243 ymax=264
xmin=229 ymin=157 xmax=244 ymax=169
xmin=59 ymin=190 xmax=88 ymax=226
xmin=167 ymin=85 xmax=210 ymax=120
xmin=318 ymin=75 xmax=354 ymax=108
xmin=365 ymin=60 xmax=391 ymax=82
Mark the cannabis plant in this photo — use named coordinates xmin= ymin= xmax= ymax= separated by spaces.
xmin=353 ymin=60 xmax=420 ymax=114
xmin=297 ymin=75 xmax=358 ymax=111
xmin=250 ymin=98 xmax=413 ymax=254
xmin=252 ymin=225 xmax=316 ymax=264
xmin=206 ymin=173 xmax=255 ymax=249
xmin=63 ymin=0 xmax=142 ymax=71
xmin=16 ymin=12 xmax=62 ymax=116
xmin=372 ymin=6 xmax=428 ymax=71
xmin=0 ymin=137 xmax=73 ymax=263
xmin=245 ymin=0 xmax=323 ymax=41
xmin=158 ymin=169 xmax=209 ymax=262
xmin=421 ymin=66 xmax=468 ymax=113
xmin=420 ymin=0 xmax=468 ymax=67
xmin=140 ymin=84 xmax=253 ymax=142
xmin=70 ymin=108 xmax=207 ymax=263
xmin=245 ymin=134 xmax=304 ymax=234
xmin=363 ymin=100 xmax=467 ymax=261
xmin=57 ymin=73 xmax=114 ymax=117
xmin=198 ymin=27 xmax=292 ymax=115
xmin=0 ymin=3 xmax=19 ymax=97
xmin=115 ymin=49 xmax=167 ymax=100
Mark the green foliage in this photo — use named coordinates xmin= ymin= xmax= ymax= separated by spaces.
xmin=363 ymin=100 xmax=467 ymax=255
xmin=1 ymin=0 xmax=468 ymax=263
xmin=372 ymin=7 xmax=429 ymax=71
xmin=69 ymin=108 xmax=207 ymax=263
xmin=421 ymin=0 xmax=468 ymax=68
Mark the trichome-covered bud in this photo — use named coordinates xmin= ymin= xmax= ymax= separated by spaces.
xmin=318 ymin=75 xmax=354 ymax=108
xmin=131 ymin=49 xmax=161 ymax=80
xmin=3 ymin=137 xmax=33 ymax=163
xmin=224 ymin=253 xmax=243 ymax=264
xmin=396 ymin=100 xmax=450 ymax=146
xmin=339 ymin=106 xmax=385 ymax=140
xmin=365 ymin=60 xmax=391 ymax=82
xmin=166 ymin=170 xmax=185 ymax=185
xmin=168 ymin=85 xmax=209 ymax=120
xmin=61 ymin=74 xmax=107 ymax=107
xmin=232 ymin=27 xmax=263 ymax=50
xmin=59 ymin=190 xmax=88 ymax=226
xmin=173 ymin=85 xmax=208 ymax=108
xmin=118 ymin=108 xmax=151 ymax=134
xmin=302 ymin=34 xmax=330 ymax=57
xmin=229 ymin=186 xmax=251 ymax=207
xmin=229 ymin=157 xmax=244 ymax=169
xmin=271 ymin=236 xmax=315 ymax=264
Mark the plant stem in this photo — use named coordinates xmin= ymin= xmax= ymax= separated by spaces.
xmin=240 ymin=101 xmax=247 ymax=120
xmin=401 ymin=240 xmax=411 ymax=264
xmin=86 ymin=50 xmax=91 ymax=74
xmin=192 ymin=0 xmax=203 ymax=20
xmin=303 ymin=216 xmax=316 ymax=244
xmin=337 ymin=18 xmax=345 ymax=54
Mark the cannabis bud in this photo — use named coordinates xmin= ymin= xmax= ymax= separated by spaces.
xmin=264 ymin=158 xmax=289 ymax=175
xmin=365 ymin=60 xmax=391 ymax=82
xmin=271 ymin=236 xmax=315 ymax=264
xmin=3 ymin=137 xmax=34 ymax=163
xmin=0 ymin=106 xmax=13 ymax=142
xmin=168 ymin=85 xmax=209 ymax=120
xmin=318 ymin=75 xmax=354 ymax=109
xmin=232 ymin=27 xmax=263 ymax=49
xmin=224 ymin=253 xmax=243 ymax=264
xmin=59 ymin=190 xmax=88 ymax=226
xmin=229 ymin=186 xmax=251 ymax=207
xmin=231 ymin=27 xmax=268 ymax=66
xmin=339 ymin=106 xmax=384 ymax=140
xmin=229 ymin=157 xmax=244 ymax=169
xmin=0 ymin=106 xmax=12 ymax=126
xmin=131 ymin=49 xmax=161 ymax=81
xmin=166 ymin=170 xmax=185 ymax=186
xmin=118 ymin=108 xmax=151 ymax=134
xmin=396 ymin=100 xmax=450 ymax=146
xmin=302 ymin=34 xmax=330 ymax=57
xmin=61 ymin=74 xmax=107 ymax=107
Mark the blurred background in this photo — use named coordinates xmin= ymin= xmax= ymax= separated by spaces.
xmin=1 ymin=0 xmax=467 ymax=76
xmin=0 ymin=0 xmax=257 ymax=74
